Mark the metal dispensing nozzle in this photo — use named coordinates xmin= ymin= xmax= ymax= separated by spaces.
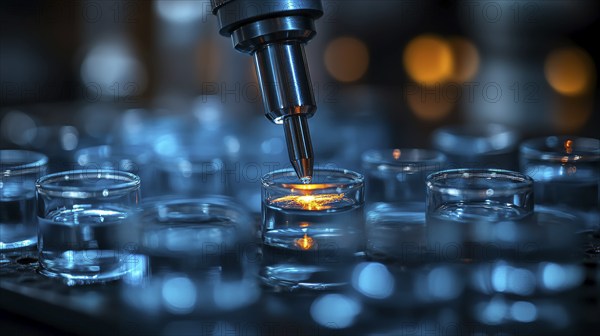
xmin=210 ymin=0 xmax=323 ymax=182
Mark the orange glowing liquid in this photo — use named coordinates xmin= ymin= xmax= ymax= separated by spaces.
xmin=270 ymin=194 xmax=347 ymax=211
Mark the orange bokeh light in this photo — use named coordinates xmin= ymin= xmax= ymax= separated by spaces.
xmin=551 ymin=95 xmax=593 ymax=132
xmin=545 ymin=47 xmax=595 ymax=96
xmin=448 ymin=36 xmax=480 ymax=82
xmin=403 ymin=34 xmax=454 ymax=86
xmin=324 ymin=36 xmax=370 ymax=83
xmin=406 ymin=84 xmax=455 ymax=122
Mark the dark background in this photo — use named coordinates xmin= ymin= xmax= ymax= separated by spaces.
xmin=1 ymin=0 xmax=599 ymax=165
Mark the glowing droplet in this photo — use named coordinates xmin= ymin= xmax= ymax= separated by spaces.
xmin=564 ymin=139 xmax=573 ymax=154
xmin=392 ymin=149 xmax=401 ymax=160
xmin=295 ymin=233 xmax=315 ymax=250
xmin=102 ymin=189 xmax=109 ymax=197
xmin=301 ymin=176 xmax=312 ymax=184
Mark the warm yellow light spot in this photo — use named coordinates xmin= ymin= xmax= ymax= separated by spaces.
xmin=560 ymin=156 xmax=569 ymax=163
xmin=295 ymin=233 xmax=315 ymax=250
xmin=545 ymin=47 xmax=595 ymax=96
xmin=448 ymin=36 xmax=480 ymax=82
xmin=393 ymin=149 xmax=401 ymax=160
xmin=406 ymin=84 xmax=454 ymax=121
xmin=564 ymin=139 xmax=573 ymax=154
xmin=299 ymin=222 xmax=310 ymax=228
xmin=551 ymin=95 xmax=593 ymax=132
xmin=324 ymin=36 xmax=369 ymax=83
xmin=271 ymin=194 xmax=346 ymax=211
xmin=403 ymin=34 xmax=454 ymax=86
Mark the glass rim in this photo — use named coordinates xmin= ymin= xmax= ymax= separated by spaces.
xmin=140 ymin=195 xmax=249 ymax=213
xmin=137 ymin=196 xmax=255 ymax=247
xmin=139 ymin=195 xmax=252 ymax=223
xmin=519 ymin=136 xmax=600 ymax=162
xmin=362 ymin=148 xmax=446 ymax=172
xmin=1 ymin=149 xmax=48 ymax=176
xmin=36 ymin=169 xmax=140 ymax=198
xmin=432 ymin=124 xmax=519 ymax=155
xmin=426 ymin=168 xmax=533 ymax=197
xmin=261 ymin=167 xmax=364 ymax=193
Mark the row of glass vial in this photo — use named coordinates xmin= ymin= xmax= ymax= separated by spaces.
xmin=1 ymin=134 xmax=598 ymax=333
xmin=260 ymin=138 xmax=597 ymax=335
xmin=1 ymin=135 xmax=598 ymax=272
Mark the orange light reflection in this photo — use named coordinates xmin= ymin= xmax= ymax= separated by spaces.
xmin=564 ymin=139 xmax=573 ymax=154
xmin=295 ymin=233 xmax=315 ymax=250
xmin=324 ymin=36 xmax=369 ymax=83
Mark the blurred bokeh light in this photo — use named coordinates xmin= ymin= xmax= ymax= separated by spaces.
xmin=448 ymin=36 xmax=480 ymax=83
xmin=80 ymin=38 xmax=147 ymax=99
xmin=403 ymin=34 xmax=453 ymax=86
xmin=324 ymin=36 xmax=369 ymax=83
xmin=545 ymin=46 xmax=596 ymax=96
xmin=154 ymin=0 xmax=205 ymax=24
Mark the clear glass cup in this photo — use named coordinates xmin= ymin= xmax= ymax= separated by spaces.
xmin=520 ymin=136 xmax=599 ymax=211
xmin=362 ymin=148 xmax=446 ymax=261
xmin=261 ymin=167 xmax=364 ymax=290
xmin=426 ymin=169 xmax=536 ymax=262
xmin=75 ymin=145 xmax=157 ymax=197
xmin=121 ymin=196 xmax=259 ymax=318
xmin=1 ymin=150 xmax=48 ymax=254
xmin=520 ymin=136 xmax=600 ymax=261
xmin=36 ymin=169 xmax=141 ymax=285
xmin=156 ymin=152 xmax=227 ymax=197
xmin=432 ymin=124 xmax=519 ymax=170
xmin=426 ymin=168 xmax=584 ymax=333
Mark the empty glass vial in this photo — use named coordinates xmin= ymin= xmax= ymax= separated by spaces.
xmin=75 ymin=145 xmax=157 ymax=196
xmin=120 ymin=197 xmax=259 ymax=325
xmin=36 ymin=170 xmax=141 ymax=285
xmin=520 ymin=136 xmax=599 ymax=212
xmin=432 ymin=124 xmax=519 ymax=170
xmin=155 ymin=151 xmax=227 ymax=197
xmin=426 ymin=169 xmax=536 ymax=262
xmin=1 ymin=150 xmax=48 ymax=255
xmin=261 ymin=167 xmax=364 ymax=290
xmin=426 ymin=168 xmax=584 ymax=334
xmin=520 ymin=136 xmax=600 ymax=260
xmin=362 ymin=148 xmax=446 ymax=262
